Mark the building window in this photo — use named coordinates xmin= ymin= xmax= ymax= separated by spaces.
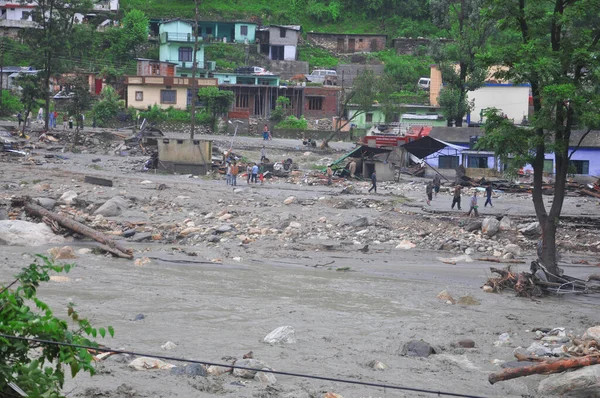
xmin=569 ymin=160 xmax=589 ymax=175
xmin=135 ymin=91 xmax=143 ymax=101
xmin=160 ymin=90 xmax=177 ymax=104
xmin=467 ymin=156 xmax=488 ymax=169
xmin=179 ymin=47 xmax=193 ymax=62
xmin=21 ymin=11 xmax=30 ymax=20
xmin=365 ymin=113 xmax=373 ymax=123
xmin=240 ymin=25 xmax=248 ymax=36
xmin=280 ymin=28 xmax=286 ymax=38
xmin=206 ymin=27 xmax=212 ymax=35
xmin=151 ymin=63 xmax=160 ymax=75
xmin=236 ymin=93 xmax=249 ymax=108
xmin=439 ymin=156 xmax=459 ymax=169
xmin=308 ymin=96 xmax=323 ymax=111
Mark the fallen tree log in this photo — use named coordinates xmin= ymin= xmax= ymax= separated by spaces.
xmin=24 ymin=202 xmax=133 ymax=259
xmin=478 ymin=257 xmax=525 ymax=264
xmin=489 ymin=355 xmax=600 ymax=384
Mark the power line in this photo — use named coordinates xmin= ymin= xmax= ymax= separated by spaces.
xmin=0 ymin=333 xmax=488 ymax=398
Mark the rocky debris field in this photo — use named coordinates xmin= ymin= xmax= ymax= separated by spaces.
xmin=1 ymin=134 xmax=600 ymax=397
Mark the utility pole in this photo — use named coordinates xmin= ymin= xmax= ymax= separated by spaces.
xmin=0 ymin=39 xmax=4 ymax=114
xmin=190 ymin=0 xmax=200 ymax=140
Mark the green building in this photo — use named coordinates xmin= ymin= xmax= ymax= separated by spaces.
xmin=348 ymin=104 xmax=446 ymax=129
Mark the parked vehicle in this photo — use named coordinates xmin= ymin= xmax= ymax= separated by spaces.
xmin=418 ymin=77 xmax=431 ymax=90
xmin=306 ymin=69 xmax=337 ymax=84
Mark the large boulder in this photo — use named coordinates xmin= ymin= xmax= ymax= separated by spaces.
xmin=346 ymin=217 xmax=369 ymax=228
xmin=263 ymin=326 xmax=297 ymax=344
xmin=465 ymin=220 xmax=482 ymax=232
xmin=503 ymin=244 xmax=522 ymax=257
xmin=58 ymin=190 xmax=78 ymax=205
xmin=0 ymin=220 xmax=64 ymax=246
xmin=232 ymin=359 xmax=271 ymax=378
xmin=583 ymin=326 xmax=600 ymax=341
xmin=499 ymin=216 xmax=513 ymax=231
xmin=537 ymin=364 xmax=600 ymax=397
xmin=482 ymin=217 xmax=500 ymax=237
xmin=520 ymin=222 xmax=542 ymax=237
xmin=400 ymin=340 xmax=436 ymax=358
xmin=93 ymin=196 xmax=129 ymax=217
xmin=35 ymin=198 xmax=57 ymax=210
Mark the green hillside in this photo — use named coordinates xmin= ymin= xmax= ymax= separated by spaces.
xmin=120 ymin=0 xmax=441 ymax=38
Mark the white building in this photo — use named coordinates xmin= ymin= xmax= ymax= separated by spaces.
xmin=0 ymin=0 xmax=35 ymax=22
xmin=467 ymin=83 xmax=530 ymax=124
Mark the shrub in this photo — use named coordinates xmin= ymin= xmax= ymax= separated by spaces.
xmin=276 ymin=115 xmax=308 ymax=129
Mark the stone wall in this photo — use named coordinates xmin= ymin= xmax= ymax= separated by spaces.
xmin=306 ymin=33 xmax=387 ymax=54
xmin=392 ymin=37 xmax=454 ymax=55
xmin=264 ymin=60 xmax=309 ymax=80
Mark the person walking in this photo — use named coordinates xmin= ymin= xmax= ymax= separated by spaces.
xmin=48 ymin=111 xmax=55 ymax=130
xmin=368 ymin=171 xmax=377 ymax=193
xmin=231 ymin=162 xmax=238 ymax=186
xmin=17 ymin=111 xmax=23 ymax=127
xmin=467 ymin=191 xmax=479 ymax=217
xmin=451 ymin=185 xmax=463 ymax=210
xmin=251 ymin=163 xmax=259 ymax=184
xmin=326 ymin=164 xmax=333 ymax=185
xmin=225 ymin=162 xmax=231 ymax=185
xmin=53 ymin=111 xmax=58 ymax=128
xmin=246 ymin=164 xmax=252 ymax=184
xmin=260 ymin=145 xmax=267 ymax=162
xmin=37 ymin=107 xmax=43 ymax=123
xmin=484 ymin=184 xmax=494 ymax=207
xmin=433 ymin=174 xmax=441 ymax=197
xmin=426 ymin=182 xmax=433 ymax=205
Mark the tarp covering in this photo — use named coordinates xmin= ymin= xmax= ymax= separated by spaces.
xmin=402 ymin=135 xmax=464 ymax=160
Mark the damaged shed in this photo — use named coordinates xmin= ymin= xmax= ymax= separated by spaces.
xmin=332 ymin=145 xmax=400 ymax=181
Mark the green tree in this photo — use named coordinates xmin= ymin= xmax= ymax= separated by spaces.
xmin=23 ymin=0 xmax=92 ymax=131
xmin=430 ymin=0 xmax=493 ymax=126
xmin=198 ymin=87 xmax=234 ymax=131
xmin=14 ymin=73 xmax=45 ymax=137
xmin=105 ymin=10 xmax=149 ymax=63
xmin=476 ymin=0 xmax=600 ymax=276
xmin=93 ymin=86 xmax=123 ymax=126
xmin=269 ymin=96 xmax=291 ymax=122
xmin=0 ymin=255 xmax=113 ymax=397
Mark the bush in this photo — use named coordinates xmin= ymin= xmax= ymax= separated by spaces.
xmin=0 ymin=255 xmax=113 ymax=397
xmin=269 ymin=97 xmax=290 ymax=122
xmin=92 ymin=86 xmax=124 ymax=126
xmin=276 ymin=115 xmax=308 ymax=129
xmin=0 ymin=90 xmax=23 ymax=116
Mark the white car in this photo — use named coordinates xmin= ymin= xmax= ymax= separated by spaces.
xmin=306 ymin=69 xmax=337 ymax=84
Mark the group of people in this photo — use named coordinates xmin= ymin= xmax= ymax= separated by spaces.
xmin=426 ymin=175 xmax=494 ymax=218
xmin=17 ymin=109 xmax=85 ymax=131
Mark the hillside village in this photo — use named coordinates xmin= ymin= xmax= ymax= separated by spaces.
xmin=0 ymin=1 xmax=600 ymax=398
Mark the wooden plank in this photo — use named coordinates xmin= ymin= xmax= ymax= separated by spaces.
xmin=84 ymin=175 xmax=113 ymax=187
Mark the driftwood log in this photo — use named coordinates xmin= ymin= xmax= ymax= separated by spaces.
xmin=24 ymin=202 xmax=133 ymax=259
xmin=489 ymin=355 xmax=600 ymax=384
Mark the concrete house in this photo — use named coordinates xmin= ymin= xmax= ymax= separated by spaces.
xmin=125 ymin=59 xmax=217 ymax=110
xmin=196 ymin=20 xmax=256 ymax=43
xmin=429 ymin=65 xmax=531 ymax=124
xmin=307 ymin=32 xmax=387 ymax=53
xmin=93 ymin=0 xmax=119 ymax=11
xmin=159 ymin=20 xmax=205 ymax=76
xmin=348 ymin=104 xmax=446 ymax=130
xmin=257 ymin=25 xmax=301 ymax=61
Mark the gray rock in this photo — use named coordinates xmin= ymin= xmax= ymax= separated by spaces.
xmin=94 ymin=196 xmax=129 ymax=217
xmin=520 ymin=222 xmax=542 ymax=237
xmin=35 ymin=198 xmax=56 ymax=210
xmin=499 ymin=216 xmax=513 ymax=231
xmin=346 ymin=217 xmax=369 ymax=228
xmin=465 ymin=220 xmax=482 ymax=232
xmin=401 ymin=340 xmax=436 ymax=358
xmin=583 ymin=326 xmax=600 ymax=341
xmin=482 ymin=217 xmax=500 ymax=237
xmin=538 ymin=364 xmax=600 ymax=397
xmin=0 ymin=207 xmax=7 ymax=221
xmin=525 ymin=342 xmax=553 ymax=356
xmin=0 ymin=220 xmax=64 ymax=246
xmin=254 ymin=369 xmax=277 ymax=384
xmin=263 ymin=326 xmax=296 ymax=344
xmin=123 ymin=229 xmax=136 ymax=238
xmin=207 ymin=235 xmax=221 ymax=243
xmin=216 ymin=224 xmax=233 ymax=233
xmin=131 ymin=232 xmax=152 ymax=242
xmin=503 ymin=244 xmax=522 ymax=257
xmin=132 ymin=313 xmax=145 ymax=321
xmin=457 ymin=339 xmax=475 ymax=348
xmin=233 ymin=359 xmax=271 ymax=378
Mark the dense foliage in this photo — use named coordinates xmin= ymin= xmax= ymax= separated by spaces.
xmin=0 ymin=256 xmax=112 ymax=397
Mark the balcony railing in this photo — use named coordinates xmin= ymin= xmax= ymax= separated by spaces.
xmin=160 ymin=32 xmax=203 ymax=44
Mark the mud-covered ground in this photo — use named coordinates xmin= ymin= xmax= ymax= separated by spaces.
xmin=1 ymin=133 xmax=599 ymax=398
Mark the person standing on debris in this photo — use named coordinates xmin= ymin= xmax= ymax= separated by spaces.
xmin=433 ymin=174 xmax=441 ymax=197
xmin=17 ymin=111 xmax=23 ymax=127
xmin=368 ymin=170 xmax=377 ymax=193
xmin=225 ymin=162 xmax=231 ymax=185
xmin=259 ymin=163 xmax=265 ymax=185
xmin=484 ymin=184 xmax=494 ymax=207
xmin=260 ymin=145 xmax=266 ymax=162
xmin=426 ymin=182 xmax=433 ymax=205
xmin=451 ymin=185 xmax=463 ymax=210
xmin=251 ymin=163 xmax=259 ymax=184
xmin=62 ymin=114 xmax=68 ymax=130
xmin=263 ymin=124 xmax=269 ymax=140
xmin=53 ymin=111 xmax=58 ymax=128
xmin=37 ymin=107 xmax=43 ymax=123
xmin=467 ymin=191 xmax=479 ymax=217
xmin=68 ymin=116 xmax=74 ymax=129
xmin=49 ymin=111 xmax=55 ymax=130
xmin=326 ymin=164 xmax=333 ymax=185
xmin=246 ymin=164 xmax=252 ymax=184
xmin=349 ymin=159 xmax=356 ymax=178
xmin=231 ymin=161 xmax=238 ymax=186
